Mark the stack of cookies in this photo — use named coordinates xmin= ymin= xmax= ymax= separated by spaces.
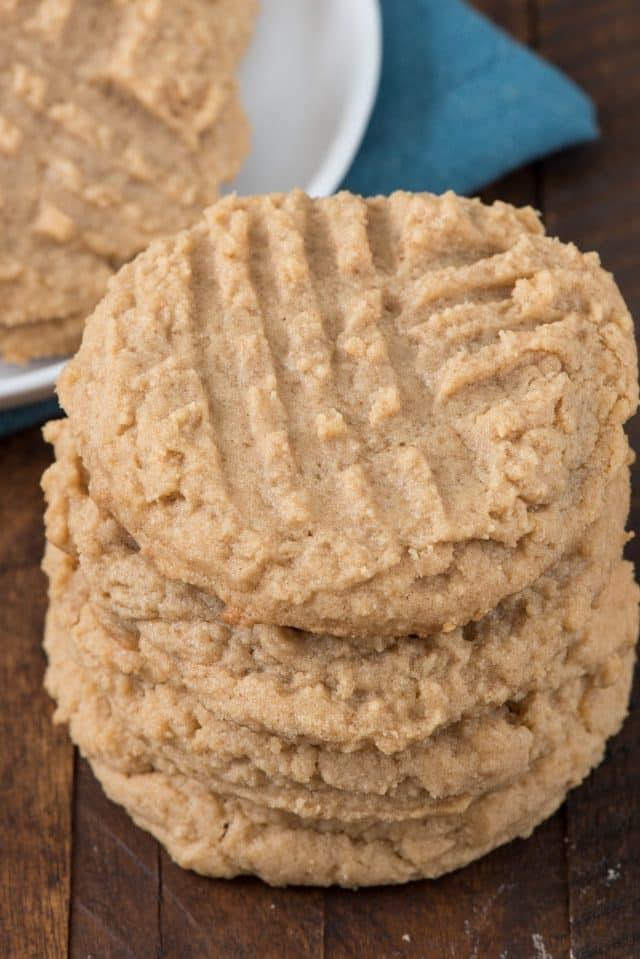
xmin=42 ymin=190 xmax=639 ymax=887
xmin=0 ymin=0 xmax=256 ymax=362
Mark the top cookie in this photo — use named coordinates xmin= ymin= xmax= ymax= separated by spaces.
xmin=59 ymin=190 xmax=638 ymax=638
xmin=0 ymin=0 xmax=256 ymax=361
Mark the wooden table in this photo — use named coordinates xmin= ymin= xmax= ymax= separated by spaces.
xmin=2 ymin=2 xmax=639 ymax=956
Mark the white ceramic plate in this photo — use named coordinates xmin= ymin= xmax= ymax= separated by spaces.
xmin=0 ymin=0 xmax=381 ymax=412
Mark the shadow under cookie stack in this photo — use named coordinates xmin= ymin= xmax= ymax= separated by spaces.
xmin=42 ymin=190 xmax=639 ymax=887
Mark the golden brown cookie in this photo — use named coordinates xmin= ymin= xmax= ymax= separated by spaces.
xmin=43 ymin=419 xmax=635 ymax=753
xmin=87 ymin=645 xmax=632 ymax=891
xmin=0 ymin=0 xmax=256 ymax=360
xmin=43 ymin=540 xmax=639 ymax=824
xmin=0 ymin=312 xmax=84 ymax=364
xmin=58 ymin=190 xmax=638 ymax=637
xmin=43 ymin=565 xmax=636 ymax=886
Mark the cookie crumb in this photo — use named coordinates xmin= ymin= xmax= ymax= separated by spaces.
xmin=532 ymin=933 xmax=553 ymax=959
xmin=604 ymin=864 xmax=621 ymax=885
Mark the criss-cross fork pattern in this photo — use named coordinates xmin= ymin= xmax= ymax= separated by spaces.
xmin=0 ymin=0 xmax=254 ymax=358
xmin=64 ymin=187 xmax=635 ymax=639
xmin=1 ymin=1 xmax=639 ymax=956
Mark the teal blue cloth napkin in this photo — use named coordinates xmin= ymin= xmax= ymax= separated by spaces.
xmin=0 ymin=395 xmax=62 ymax=437
xmin=0 ymin=0 xmax=597 ymax=440
xmin=343 ymin=0 xmax=597 ymax=196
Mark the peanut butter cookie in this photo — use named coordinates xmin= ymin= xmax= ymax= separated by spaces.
xmin=59 ymin=191 xmax=638 ymax=636
xmin=0 ymin=0 xmax=256 ymax=361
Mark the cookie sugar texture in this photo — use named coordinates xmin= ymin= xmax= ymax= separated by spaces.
xmin=43 ymin=419 xmax=633 ymax=753
xmin=59 ymin=191 xmax=637 ymax=637
xmin=45 ymin=190 xmax=639 ymax=886
xmin=0 ymin=0 xmax=256 ymax=362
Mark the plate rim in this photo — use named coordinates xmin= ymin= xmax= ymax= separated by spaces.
xmin=306 ymin=0 xmax=382 ymax=198
xmin=0 ymin=0 xmax=382 ymax=413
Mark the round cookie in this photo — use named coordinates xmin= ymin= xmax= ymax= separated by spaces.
xmin=0 ymin=0 xmax=256 ymax=361
xmin=44 ymin=542 xmax=639 ymax=823
xmin=43 ymin=419 xmax=635 ymax=751
xmin=89 ymin=644 xmax=633 ymax=891
xmin=58 ymin=190 xmax=638 ymax=636
xmin=44 ymin=574 xmax=636 ymax=886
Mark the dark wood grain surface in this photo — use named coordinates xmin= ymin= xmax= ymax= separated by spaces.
xmin=1 ymin=2 xmax=639 ymax=956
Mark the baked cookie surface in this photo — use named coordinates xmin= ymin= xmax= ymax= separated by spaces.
xmin=0 ymin=0 xmax=256 ymax=361
xmin=59 ymin=190 xmax=638 ymax=636
xmin=43 ymin=557 xmax=636 ymax=886
xmin=43 ymin=419 xmax=635 ymax=753
xmin=43 ymin=538 xmax=639 ymax=822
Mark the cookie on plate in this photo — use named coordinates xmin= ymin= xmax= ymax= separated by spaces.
xmin=0 ymin=0 xmax=256 ymax=361
xmin=59 ymin=190 xmax=638 ymax=637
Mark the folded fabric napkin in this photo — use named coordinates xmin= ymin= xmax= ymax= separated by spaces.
xmin=343 ymin=0 xmax=597 ymax=196
xmin=0 ymin=0 xmax=597 ymax=440
xmin=0 ymin=395 xmax=62 ymax=438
